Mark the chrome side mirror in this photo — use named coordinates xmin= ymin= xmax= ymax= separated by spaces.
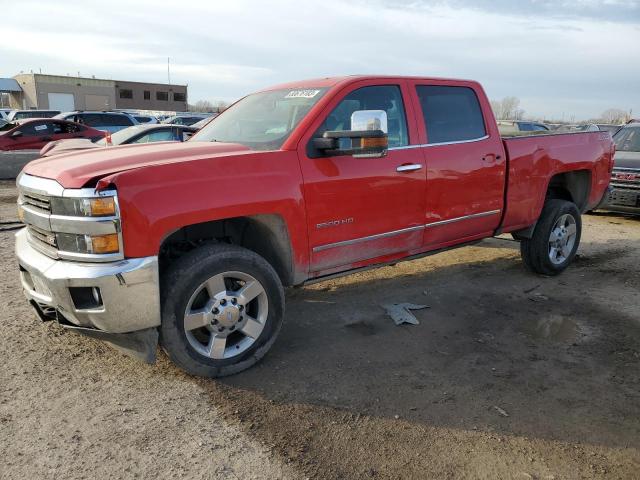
xmin=350 ymin=110 xmax=388 ymax=134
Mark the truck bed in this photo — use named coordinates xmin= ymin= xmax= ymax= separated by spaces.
xmin=500 ymin=131 xmax=613 ymax=233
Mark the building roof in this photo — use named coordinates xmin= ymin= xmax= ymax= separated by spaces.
xmin=0 ymin=78 xmax=22 ymax=92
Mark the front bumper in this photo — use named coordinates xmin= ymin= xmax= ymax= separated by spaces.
xmin=16 ymin=228 xmax=161 ymax=333
xmin=597 ymin=185 xmax=640 ymax=214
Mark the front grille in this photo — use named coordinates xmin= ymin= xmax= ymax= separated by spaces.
xmin=608 ymin=189 xmax=640 ymax=207
xmin=27 ymin=225 xmax=57 ymax=248
xmin=610 ymin=181 xmax=640 ymax=190
xmin=21 ymin=191 xmax=51 ymax=213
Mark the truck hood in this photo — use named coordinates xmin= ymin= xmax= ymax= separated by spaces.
xmin=22 ymin=141 xmax=252 ymax=188
xmin=613 ymin=151 xmax=640 ymax=170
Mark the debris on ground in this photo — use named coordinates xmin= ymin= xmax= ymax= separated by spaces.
xmin=528 ymin=293 xmax=549 ymax=302
xmin=493 ymin=405 xmax=510 ymax=417
xmin=381 ymin=303 xmax=429 ymax=326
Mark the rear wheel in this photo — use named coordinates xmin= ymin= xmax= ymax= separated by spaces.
xmin=160 ymin=244 xmax=285 ymax=377
xmin=520 ymin=199 xmax=581 ymax=276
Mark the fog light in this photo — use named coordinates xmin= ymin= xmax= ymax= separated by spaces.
xmin=69 ymin=287 xmax=103 ymax=310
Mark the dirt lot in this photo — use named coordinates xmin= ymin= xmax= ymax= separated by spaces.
xmin=1 ymin=179 xmax=639 ymax=479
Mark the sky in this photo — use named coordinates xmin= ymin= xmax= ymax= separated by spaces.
xmin=1 ymin=0 xmax=639 ymax=121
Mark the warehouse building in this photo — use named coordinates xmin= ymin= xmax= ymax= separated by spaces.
xmin=114 ymin=80 xmax=188 ymax=111
xmin=5 ymin=73 xmax=187 ymax=112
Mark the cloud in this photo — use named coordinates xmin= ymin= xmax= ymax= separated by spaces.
xmin=0 ymin=0 xmax=638 ymax=119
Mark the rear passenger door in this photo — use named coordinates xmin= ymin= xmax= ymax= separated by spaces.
xmin=410 ymin=83 xmax=506 ymax=249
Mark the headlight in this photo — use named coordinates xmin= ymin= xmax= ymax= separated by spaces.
xmin=56 ymin=233 xmax=120 ymax=255
xmin=50 ymin=196 xmax=116 ymax=217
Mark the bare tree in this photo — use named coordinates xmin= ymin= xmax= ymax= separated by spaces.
xmin=490 ymin=96 xmax=525 ymax=120
xmin=189 ymin=99 xmax=231 ymax=113
xmin=213 ymin=100 xmax=230 ymax=112
xmin=600 ymin=108 xmax=628 ymax=124
xmin=189 ymin=100 xmax=215 ymax=113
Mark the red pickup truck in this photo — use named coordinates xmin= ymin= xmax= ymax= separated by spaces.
xmin=16 ymin=76 xmax=614 ymax=377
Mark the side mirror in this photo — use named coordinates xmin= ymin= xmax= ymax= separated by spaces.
xmin=312 ymin=110 xmax=388 ymax=158
xmin=10 ymin=130 xmax=22 ymax=139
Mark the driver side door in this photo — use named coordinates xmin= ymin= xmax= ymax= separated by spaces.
xmin=298 ymin=82 xmax=426 ymax=274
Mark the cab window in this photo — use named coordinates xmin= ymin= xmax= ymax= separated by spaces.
xmin=416 ymin=85 xmax=486 ymax=144
xmin=317 ymin=85 xmax=409 ymax=148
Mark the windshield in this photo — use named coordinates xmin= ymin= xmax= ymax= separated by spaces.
xmin=191 ymin=88 xmax=328 ymax=150
xmin=614 ymin=126 xmax=640 ymax=152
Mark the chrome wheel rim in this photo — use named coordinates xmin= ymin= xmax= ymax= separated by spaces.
xmin=183 ymin=271 xmax=268 ymax=360
xmin=548 ymin=213 xmax=577 ymax=265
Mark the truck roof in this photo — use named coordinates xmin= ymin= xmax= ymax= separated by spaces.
xmin=259 ymin=75 xmax=479 ymax=92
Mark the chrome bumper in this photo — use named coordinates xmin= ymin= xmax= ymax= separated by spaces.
xmin=16 ymin=228 xmax=161 ymax=333
xmin=598 ymin=185 xmax=640 ymax=213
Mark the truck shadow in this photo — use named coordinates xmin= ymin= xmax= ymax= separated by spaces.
xmin=221 ymin=240 xmax=640 ymax=450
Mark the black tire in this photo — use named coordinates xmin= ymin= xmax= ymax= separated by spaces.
xmin=160 ymin=243 xmax=285 ymax=377
xmin=520 ymin=199 xmax=582 ymax=276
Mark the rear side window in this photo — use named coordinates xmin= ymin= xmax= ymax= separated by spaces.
xmin=77 ymin=114 xmax=102 ymax=127
xmin=21 ymin=121 xmax=53 ymax=136
xmin=104 ymin=114 xmax=134 ymax=126
xmin=416 ymin=86 xmax=486 ymax=144
xmin=80 ymin=113 xmax=132 ymax=127
xmin=52 ymin=121 xmax=84 ymax=134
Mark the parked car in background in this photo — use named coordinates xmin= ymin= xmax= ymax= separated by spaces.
xmin=596 ymin=121 xmax=640 ymax=214
xmin=40 ymin=124 xmax=197 ymax=157
xmin=497 ymin=120 xmax=550 ymax=136
xmin=0 ymin=118 xmax=104 ymax=151
xmin=131 ymin=114 xmax=158 ymax=124
xmin=595 ymin=124 xmax=621 ymax=135
xmin=190 ymin=116 xmax=217 ymax=130
xmin=7 ymin=110 xmax=60 ymax=121
xmin=557 ymin=124 xmax=618 ymax=133
xmin=162 ymin=113 xmax=214 ymax=126
xmin=0 ymin=108 xmax=12 ymax=120
xmin=54 ymin=111 xmax=138 ymax=133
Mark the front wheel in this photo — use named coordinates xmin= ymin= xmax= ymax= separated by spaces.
xmin=160 ymin=244 xmax=285 ymax=377
xmin=520 ymin=199 xmax=582 ymax=276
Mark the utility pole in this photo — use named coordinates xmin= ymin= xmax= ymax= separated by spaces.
xmin=167 ymin=57 xmax=171 ymax=86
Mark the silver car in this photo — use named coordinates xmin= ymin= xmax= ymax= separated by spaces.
xmin=598 ymin=121 xmax=640 ymax=214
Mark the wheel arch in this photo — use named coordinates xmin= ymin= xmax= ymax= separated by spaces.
xmin=158 ymin=214 xmax=295 ymax=287
xmin=545 ymin=169 xmax=592 ymax=212
xmin=512 ymin=169 xmax=591 ymax=240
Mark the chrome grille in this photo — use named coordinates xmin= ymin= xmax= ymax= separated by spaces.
xmin=27 ymin=224 xmax=57 ymax=248
xmin=21 ymin=191 xmax=51 ymax=213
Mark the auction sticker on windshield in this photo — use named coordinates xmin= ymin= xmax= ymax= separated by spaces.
xmin=285 ymin=89 xmax=321 ymax=98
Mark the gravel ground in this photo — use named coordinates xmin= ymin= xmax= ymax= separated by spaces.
xmin=1 ymin=180 xmax=639 ymax=479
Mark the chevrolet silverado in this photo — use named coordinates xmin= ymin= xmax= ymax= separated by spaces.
xmin=15 ymin=76 xmax=614 ymax=377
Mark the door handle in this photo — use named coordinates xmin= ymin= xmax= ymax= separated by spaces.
xmin=482 ymin=154 xmax=499 ymax=162
xmin=396 ymin=163 xmax=423 ymax=173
